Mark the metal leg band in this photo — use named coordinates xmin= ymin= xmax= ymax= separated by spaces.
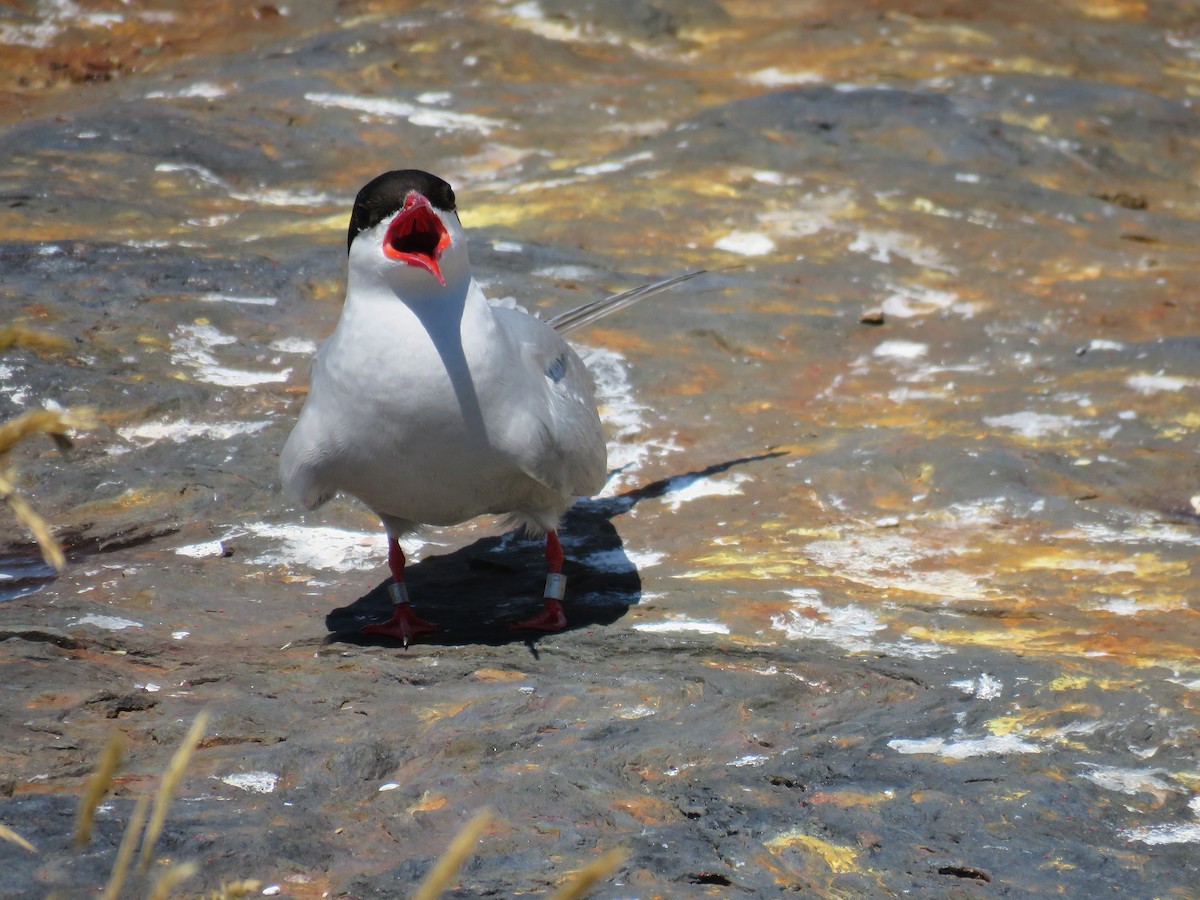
xmin=388 ymin=581 xmax=410 ymax=605
xmin=544 ymin=573 xmax=567 ymax=601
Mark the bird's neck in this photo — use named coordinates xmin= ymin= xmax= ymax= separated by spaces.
xmin=348 ymin=265 xmax=470 ymax=310
xmin=339 ymin=269 xmax=492 ymax=351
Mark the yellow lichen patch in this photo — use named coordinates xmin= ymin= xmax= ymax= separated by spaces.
xmin=1048 ymin=674 xmax=1092 ymax=691
xmin=1021 ymin=549 xmax=1188 ymax=579
xmin=68 ymin=488 xmax=173 ymax=520
xmin=1158 ymin=424 xmax=1197 ymax=439
xmin=732 ymin=400 xmax=777 ymax=414
xmin=417 ymin=699 xmax=478 ymax=724
xmin=751 ymin=298 xmax=809 ymax=316
xmin=1043 ymin=669 xmax=1147 ymax=694
xmin=763 ymin=829 xmax=858 ymax=874
xmin=581 ymin=327 xmax=653 ymax=354
xmin=260 ymin=212 xmax=346 ymax=238
xmin=905 ymin=624 xmax=1064 ymax=657
xmin=0 ymin=324 xmax=70 ymax=355
xmin=135 ymin=333 xmax=172 ymax=349
xmin=462 ymin=199 xmax=559 ymax=229
xmin=987 ymin=703 xmax=1103 ymax=740
xmin=805 ymin=789 xmax=895 ymax=809
xmin=703 ymin=181 xmax=746 ymax=200
xmin=1163 ymin=64 xmax=1200 ymax=85
xmin=782 ymin=525 xmax=842 ymax=539
xmin=611 ymin=795 xmax=679 ymax=826
xmin=908 ymin=622 xmax=1197 ymax=670
xmin=406 ymin=792 xmax=447 ymax=814
xmin=1040 ymin=857 xmax=1078 ymax=871
xmin=687 ymin=559 xmax=803 ymax=580
xmin=906 ymin=21 xmax=998 ymax=47
xmin=25 ymin=689 xmax=96 ymax=709
xmin=472 ymin=668 xmax=527 ymax=682
xmin=998 ymin=111 xmax=1055 ymax=133
xmin=1172 ymin=772 xmax=1200 ymax=792
xmin=1059 ymin=0 xmax=1146 ymax=19
xmin=984 ymin=716 xmax=1027 ymax=737
xmin=1005 ymin=56 xmax=1075 ymax=76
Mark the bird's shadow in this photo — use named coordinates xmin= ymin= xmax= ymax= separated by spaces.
xmin=324 ymin=451 xmax=785 ymax=648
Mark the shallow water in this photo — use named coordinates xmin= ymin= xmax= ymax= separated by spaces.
xmin=1 ymin=1 xmax=1197 ymax=896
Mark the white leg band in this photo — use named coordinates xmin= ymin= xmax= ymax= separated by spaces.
xmin=388 ymin=582 xmax=410 ymax=605
xmin=544 ymin=573 xmax=567 ymax=601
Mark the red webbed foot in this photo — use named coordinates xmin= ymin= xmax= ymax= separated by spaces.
xmin=510 ymin=566 xmax=569 ymax=633
xmin=510 ymin=597 xmax=568 ymax=633
xmin=363 ymin=601 xmax=441 ymax=646
xmin=362 ymin=581 xmax=440 ymax=647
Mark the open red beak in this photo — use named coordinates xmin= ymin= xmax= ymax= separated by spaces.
xmin=382 ymin=193 xmax=451 ymax=285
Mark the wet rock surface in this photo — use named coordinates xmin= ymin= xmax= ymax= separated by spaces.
xmin=1 ymin=1 xmax=1198 ymax=896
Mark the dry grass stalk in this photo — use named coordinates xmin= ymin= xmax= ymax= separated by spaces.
xmin=0 ymin=406 xmax=97 ymax=457
xmin=0 ymin=324 xmax=70 ymax=356
xmin=0 ymin=406 xmax=97 ymax=571
xmin=0 ymin=821 xmax=37 ymax=853
xmin=0 ymin=467 xmax=65 ymax=570
xmin=548 ymin=846 xmax=628 ymax=900
xmin=208 ymin=879 xmax=264 ymax=899
xmin=412 ymin=807 xmax=495 ymax=900
xmin=137 ymin=709 xmax=211 ymax=875
xmin=76 ymin=712 xmax=242 ymax=899
xmin=147 ymin=860 xmax=200 ymax=900
xmin=102 ymin=790 xmax=151 ymax=900
xmin=53 ymin=711 xmax=624 ymax=899
xmin=74 ymin=730 xmax=127 ymax=847
xmin=0 ymin=328 xmax=87 ymax=568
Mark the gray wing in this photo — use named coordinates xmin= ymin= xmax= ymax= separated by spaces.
xmin=490 ymin=307 xmax=607 ymax=499
xmin=279 ymin=340 xmax=339 ymax=509
xmin=485 ymin=270 xmax=708 ymax=497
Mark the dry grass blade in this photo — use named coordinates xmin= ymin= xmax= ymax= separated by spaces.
xmin=209 ymin=879 xmax=263 ymax=899
xmin=0 ymin=468 xmax=66 ymax=570
xmin=0 ymin=407 xmax=97 ymax=457
xmin=102 ymin=790 xmax=151 ymax=900
xmin=412 ymin=807 xmax=495 ymax=900
xmin=0 ymin=406 xmax=98 ymax=570
xmin=137 ymin=709 xmax=210 ymax=875
xmin=148 ymin=860 xmax=200 ymax=900
xmin=75 ymin=731 xmax=127 ymax=847
xmin=0 ymin=821 xmax=37 ymax=853
xmin=0 ymin=408 xmax=98 ymax=571
xmin=0 ymin=324 xmax=70 ymax=356
xmin=548 ymin=846 xmax=628 ymax=900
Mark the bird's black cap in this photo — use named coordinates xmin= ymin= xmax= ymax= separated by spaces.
xmin=347 ymin=169 xmax=457 ymax=253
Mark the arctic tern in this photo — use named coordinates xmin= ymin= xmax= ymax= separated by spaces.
xmin=280 ymin=169 xmax=703 ymax=644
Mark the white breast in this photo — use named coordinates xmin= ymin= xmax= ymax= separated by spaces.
xmin=280 ymin=276 xmax=603 ymax=530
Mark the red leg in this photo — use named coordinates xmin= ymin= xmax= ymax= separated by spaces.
xmin=387 ymin=538 xmax=406 ymax=582
xmin=511 ymin=530 xmax=569 ymax=633
xmin=363 ymin=536 xmax=441 ymax=646
xmin=545 ymin=529 xmax=564 ymax=573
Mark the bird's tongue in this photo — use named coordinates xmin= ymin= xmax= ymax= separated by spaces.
xmin=383 ymin=197 xmax=450 ymax=285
